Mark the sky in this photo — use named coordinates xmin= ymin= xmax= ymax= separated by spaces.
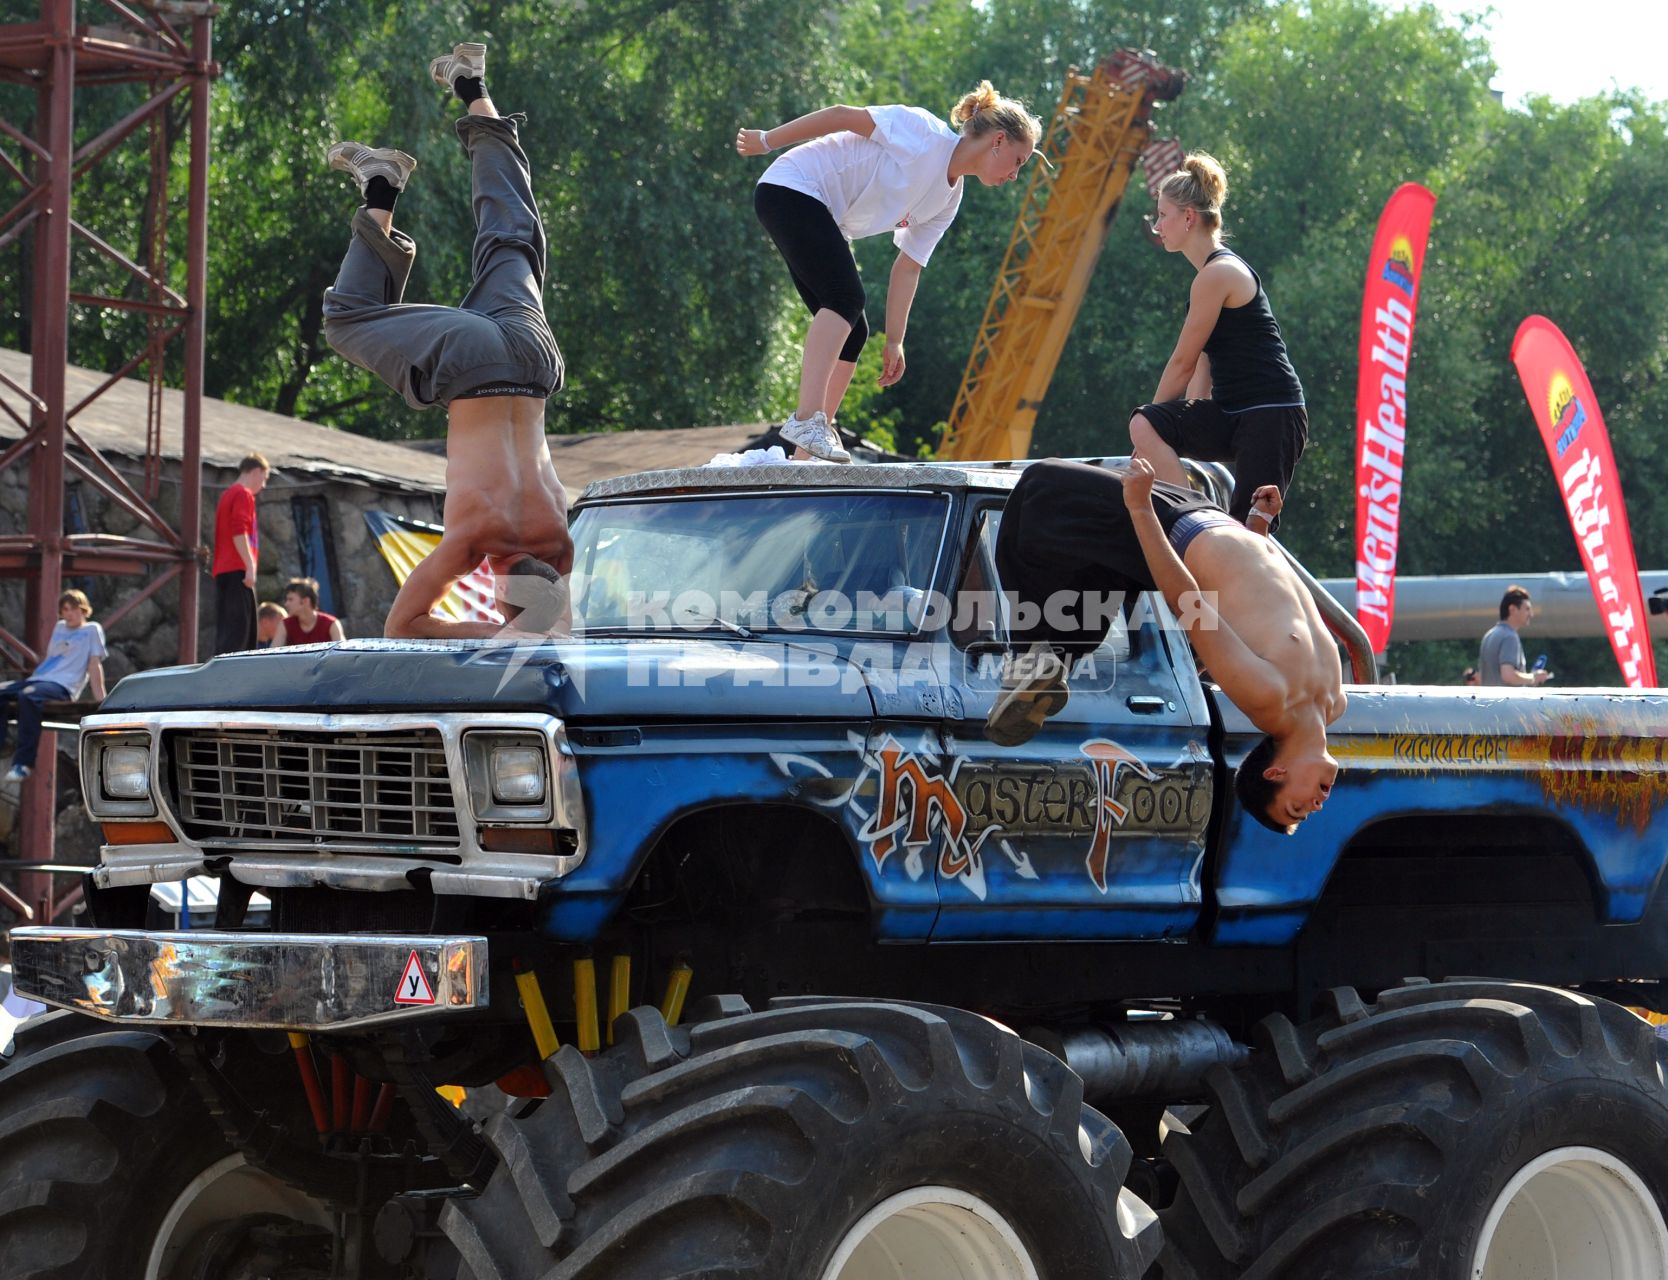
xmin=1402 ymin=1 xmax=1668 ymax=107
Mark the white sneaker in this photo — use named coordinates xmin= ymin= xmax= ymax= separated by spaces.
xmin=5 ymin=764 xmax=30 ymax=783
xmin=780 ymin=411 xmax=851 ymax=464
xmin=429 ymin=41 xmax=488 ymax=92
xmin=326 ymin=142 xmax=417 ymax=196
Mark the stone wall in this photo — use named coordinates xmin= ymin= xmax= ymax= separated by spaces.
xmin=1 ymin=456 xmax=442 ymax=685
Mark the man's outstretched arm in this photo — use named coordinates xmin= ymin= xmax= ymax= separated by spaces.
xmin=385 ymin=538 xmax=504 ymax=639
xmin=1121 ymin=460 xmax=1286 ymax=722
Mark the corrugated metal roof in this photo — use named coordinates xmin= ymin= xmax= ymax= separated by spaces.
xmin=0 ymin=349 xmax=779 ymax=500
xmin=0 ymin=350 xmax=940 ymax=510
xmin=0 ymin=346 xmax=446 ymax=493
xmin=548 ymin=424 xmax=773 ymax=494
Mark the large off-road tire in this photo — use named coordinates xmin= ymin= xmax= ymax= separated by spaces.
xmin=1159 ymin=979 xmax=1668 ymax=1279
xmin=441 ymin=996 xmax=1162 ymax=1278
xmin=0 ymin=1011 xmax=330 ymax=1280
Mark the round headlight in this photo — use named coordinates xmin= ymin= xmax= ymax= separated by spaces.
xmin=102 ymin=745 xmax=152 ymax=799
xmin=490 ymin=746 xmax=546 ymax=804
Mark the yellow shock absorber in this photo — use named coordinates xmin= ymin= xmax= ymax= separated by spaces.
xmin=573 ymin=957 xmax=601 ymax=1054
xmin=660 ymin=959 xmax=693 ymax=1026
xmin=514 ymin=964 xmax=561 ymax=1061
xmin=608 ymin=954 xmax=631 ymax=1046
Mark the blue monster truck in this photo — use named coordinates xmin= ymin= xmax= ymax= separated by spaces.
xmin=7 ymin=461 xmax=1668 ymax=1280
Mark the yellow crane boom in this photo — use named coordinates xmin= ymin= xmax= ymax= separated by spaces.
xmin=937 ymin=50 xmax=1185 ymax=462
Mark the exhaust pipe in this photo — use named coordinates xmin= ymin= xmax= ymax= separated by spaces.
xmin=1026 ymin=1018 xmax=1246 ymax=1104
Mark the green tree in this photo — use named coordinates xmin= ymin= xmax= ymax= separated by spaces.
xmin=180 ymin=0 xmax=856 ymax=438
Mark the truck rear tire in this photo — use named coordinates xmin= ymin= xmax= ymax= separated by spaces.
xmin=0 ymin=1011 xmax=329 ymax=1280
xmin=1159 ymin=979 xmax=1668 ymax=1279
xmin=442 ymin=997 xmax=1161 ymax=1279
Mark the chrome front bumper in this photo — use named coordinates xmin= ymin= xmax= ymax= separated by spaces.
xmin=8 ymin=927 xmax=488 ymax=1031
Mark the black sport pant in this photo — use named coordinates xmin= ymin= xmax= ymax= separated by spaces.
xmin=995 ymin=458 xmax=1223 ymax=655
xmin=753 ymin=183 xmax=869 ymax=363
xmin=214 ymin=569 xmax=256 ymax=655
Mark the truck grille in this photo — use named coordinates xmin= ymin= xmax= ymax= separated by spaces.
xmin=168 ymin=728 xmax=461 ymax=845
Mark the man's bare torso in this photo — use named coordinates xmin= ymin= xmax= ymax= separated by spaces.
xmin=1185 ymin=524 xmax=1345 ymax=721
xmin=443 ymin=396 xmax=569 ymax=567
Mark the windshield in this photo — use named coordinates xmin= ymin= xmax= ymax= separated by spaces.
xmin=569 ymin=491 xmax=949 ymax=635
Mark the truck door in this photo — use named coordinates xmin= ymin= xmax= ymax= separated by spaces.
xmin=928 ymin=500 xmax=1213 ymax=940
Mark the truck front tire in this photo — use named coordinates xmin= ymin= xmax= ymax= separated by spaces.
xmin=442 ymin=997 xmax=1161 ymax=1279
xmin=0 ymin=1012 xmax=331 ymax=1280
xmin=1159 ymin=979 xmax=1668 ymax=1279
xmin=0 ymin=1014 xmax=335 ymax=1280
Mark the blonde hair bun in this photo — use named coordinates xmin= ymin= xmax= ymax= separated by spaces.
xmin=1157 ymin=150 xmax=1229 ymax=230
xmin=952 ymin=80 xmax=1001 ymax=126
xmin=1184 ymin=152 xmax=1227 ymax=209
xmin=950 ymin=80 xmax=1043 ymax=148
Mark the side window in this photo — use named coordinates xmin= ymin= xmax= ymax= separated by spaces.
xmin=950 ymin=506 xmax=1004 ymax=649
xmin=956 ymin=503 xmax=1133 ymax=662
xmin=291 ymin=495 xmax=342 ymax=615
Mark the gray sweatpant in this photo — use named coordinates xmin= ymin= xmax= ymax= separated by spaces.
xmin=323 ymin=113 xmax=564 ymax=410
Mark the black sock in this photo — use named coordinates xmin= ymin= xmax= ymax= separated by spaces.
xmin=365 ymin=174 xmax=400 ymax=212
xmin=454 ymin=75 xmax=485 ymax=104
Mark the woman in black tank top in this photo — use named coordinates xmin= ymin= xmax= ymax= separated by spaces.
xmin=1126 ymin=152 xmax=1307 ymax=532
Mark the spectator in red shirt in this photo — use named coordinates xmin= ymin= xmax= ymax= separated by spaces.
xmin=212 ymin=453 xmax=270 ymax=654
xmin=275 ymin=577 xmax=346 ymax=646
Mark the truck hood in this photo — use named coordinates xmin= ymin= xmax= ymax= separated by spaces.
xmin=101 ymin=636 xmax=884 ymax=720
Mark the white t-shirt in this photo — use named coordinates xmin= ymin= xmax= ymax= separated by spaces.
xmin=32 ymin=620 xmax=107 ymax=699
xmin=760 ymin=105 xmax=965 ymax=267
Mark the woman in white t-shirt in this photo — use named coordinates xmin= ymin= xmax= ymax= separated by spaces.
xmin=737 ymin=82 xmax=1041 ymax=462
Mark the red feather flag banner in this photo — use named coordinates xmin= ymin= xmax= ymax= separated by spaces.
xmin=1354 ymin=183 xmax=1436 ymax=653
xmin=1511 ymin=316 xmax=1656 ymax=687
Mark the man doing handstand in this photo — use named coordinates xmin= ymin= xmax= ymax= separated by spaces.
xmin=323 ymin=41 xmax=571 ymax=638
xmin=986 ymin=457 xmax=1345 ymax=834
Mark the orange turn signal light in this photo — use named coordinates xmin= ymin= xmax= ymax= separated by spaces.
xmin=101 ymin=821 xmax=175 ymax=846
xmin=479 ymin=827 xmax=558 ymax=854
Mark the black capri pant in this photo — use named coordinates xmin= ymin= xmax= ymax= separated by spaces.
xmin=754 ymin=183 xmax=869 ymax=363
xmin=1135 ymin=398 xmax=1307 ymax=530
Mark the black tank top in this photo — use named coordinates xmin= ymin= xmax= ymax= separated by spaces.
xmin=1196 ymin=248 xmax=1304 ymax=413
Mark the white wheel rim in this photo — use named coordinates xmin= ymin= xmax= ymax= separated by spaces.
xmin=145 ymin=1152 xmax=332 ymax=1280
xmin=1472 ymin=1145 xmax=1668 ymax=1280
xmin=821 ymin=1186 xmax=1039 ymax=1280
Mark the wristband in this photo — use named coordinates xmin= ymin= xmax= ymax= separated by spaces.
xmin=1249 ymin=508 xmax=1274 ymax=524
xmin=760 ymin=129 xmax=774 ymax=152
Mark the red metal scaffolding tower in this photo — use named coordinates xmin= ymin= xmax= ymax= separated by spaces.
xmin=0 ymin=0 xmax=216 ymax=902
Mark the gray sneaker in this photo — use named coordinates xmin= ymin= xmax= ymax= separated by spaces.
xmin=984 ymin=643 xmax=1071 ymax=746
xmin=430 ymin=41 xmax=487 ymax=92
xmin=780 ymin=410 xmax=852 ymax=464
xmin=326 ymin=142 xmax=417 ymax=195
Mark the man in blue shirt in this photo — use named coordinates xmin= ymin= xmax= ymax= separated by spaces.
xmin=3 ymin=589 xmax=107 ymax=783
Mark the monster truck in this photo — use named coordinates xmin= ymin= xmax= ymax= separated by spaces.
xmin=7 ymin=459 xmax=1668 ymax=1280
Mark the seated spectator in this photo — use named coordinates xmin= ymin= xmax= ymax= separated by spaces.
xmin=277 ymin=577 xmax=346 ymax=646
xmin=256 ymin=601 xmax=288 ymax=649
xmin=2 ymin=589 xmax=106 ymax=782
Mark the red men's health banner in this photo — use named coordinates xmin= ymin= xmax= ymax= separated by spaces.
xmin=1354 ymin=183 xmax=1436 ymax=653
xmin=1511 ymin=316 xmax=1656 ymax=687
